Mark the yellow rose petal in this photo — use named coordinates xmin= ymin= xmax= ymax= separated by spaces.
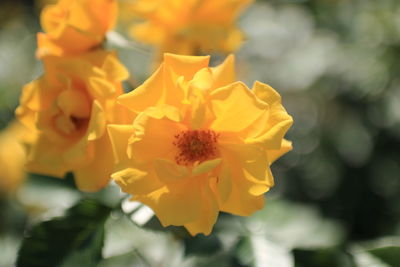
xmin=154 ymin=158 xmax=190 ymax=183
xmin=107 ymin=124 xmax=134 ymax=164
xmin=184 ymin=184 xmax=219 ymax=236
xmin=210 ymin=54 xmax=236 ymax=90
xmin=267 ymin=139 xmax=293 ymax=164
xmin=74 ymin=134 xmax=113 ymax=192
xmin=118 ymin=65 xmax=165 ymax=113
xmin=210 ymin=82 xmax=268 ymax=132
xmin=112 ymin=167 xmax=163 ymax=195
xmin=192 ymin=158 xmax=222 ymax=176
xmin=129 ymin=112 xmax=186 ymax=163
xmin=135 ymin=179 xmax=202 ymax=226
xmin=164 ymin=53 xmax=210 ymax=80
xmin=86 ymin=100 xmax=106 ymax=141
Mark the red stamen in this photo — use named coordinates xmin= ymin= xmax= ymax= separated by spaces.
xmin=173 ymin=130 xmax=219 ymax=165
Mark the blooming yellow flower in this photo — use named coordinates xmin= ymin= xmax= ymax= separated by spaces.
xmin=37 ymin=0 xmax=118 ymax=58
xmin=129 ymin=0 xmax=252 ymax=57
xmin=0 ymin=121 xmax=34 ymax=194
xmin=16 ymin=50 xmax=131 ymax=192
xmin=108 ymin=54 xmax=293 ymax=235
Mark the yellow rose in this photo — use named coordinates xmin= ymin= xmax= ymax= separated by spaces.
xmin=129 ymin=0 xmax=252 ymax=57
xmin=108 ymin=54 xmax=293 ymax=235
xmin=16 ymin=50 xmax=131 ymax=192
xmin=37 ymin=0 xmax=118 ymax=58
xmin=0 ymin=121 xmax=34 ymax=195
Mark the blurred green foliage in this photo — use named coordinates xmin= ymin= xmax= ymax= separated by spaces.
xmin=0 ymin=0 xmax=399 ymax=266
xmin=17 ymin=199 xmax=111 ymax=267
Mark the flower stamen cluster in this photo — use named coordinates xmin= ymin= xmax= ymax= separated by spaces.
xmin=173 ymin=130 xmax=219 ymax=165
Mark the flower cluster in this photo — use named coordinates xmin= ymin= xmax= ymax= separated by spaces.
xmin=16 ymin=0 xmax=293 ymax=235
xmin=128 ymin=0 xmax=252 ymax=58
xmin=16 ymin=0 xmax=131 ymax=192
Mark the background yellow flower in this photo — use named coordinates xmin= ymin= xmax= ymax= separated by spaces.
xmin=16 ymin=50 xmax=131 ymax=192
xmin=128 ymin=0 xmax=252 ymax=57
xmin=108 ymin=54 xmax=293 ymax=235
xmin=0 ymin=121 xmax=34 ymax=195
xmin=37 ymin=0 xmax=118 ymax=58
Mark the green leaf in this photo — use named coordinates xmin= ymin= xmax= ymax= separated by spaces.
xmin=140 ymin=213 xmax=223 ymax=257
xmin=184 ymin=234 xmax=222 ymax=256
xmin=351 ymin=247 xmax=390 ymax=267
xmin=17 ymin=199 xmax=112 ymax=267
xmin=352 ymin=237 xmax=400 ymax=267
xmin=236 ymin=236 xmax=294 ymax=267
xmin=98 ymin=252 xmax=140 ymax=267
xmin=367 ymin=246 xmax=400 ymax=266
xmin=293 ymin=248 xmax=355 ymax=267
xmin=0 ymin=235 xmax=21 ymax=267
xmin=187 ymin=252 xmax=235 ymax=267
xmin=245 ymin=198 xmax=344 ymax=249
xmin=59 ymin=225 xmax=105 ymax=267
xmin=28 ymin=172 xmax=77 ymax=189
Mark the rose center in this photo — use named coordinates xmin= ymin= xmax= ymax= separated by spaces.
xmin=54 ymin=89 xmax=91 ymax=136
xmin=173 ymin=130 xmax=219 ymax=165
xmin=54 ymin=114 xmax=89 ymax=136
xmin=70 ymin=115 xmax=88 ymax=131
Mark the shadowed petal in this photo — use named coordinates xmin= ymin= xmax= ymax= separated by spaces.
xmin=134 ymin=178 xmax=203 ymax=226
